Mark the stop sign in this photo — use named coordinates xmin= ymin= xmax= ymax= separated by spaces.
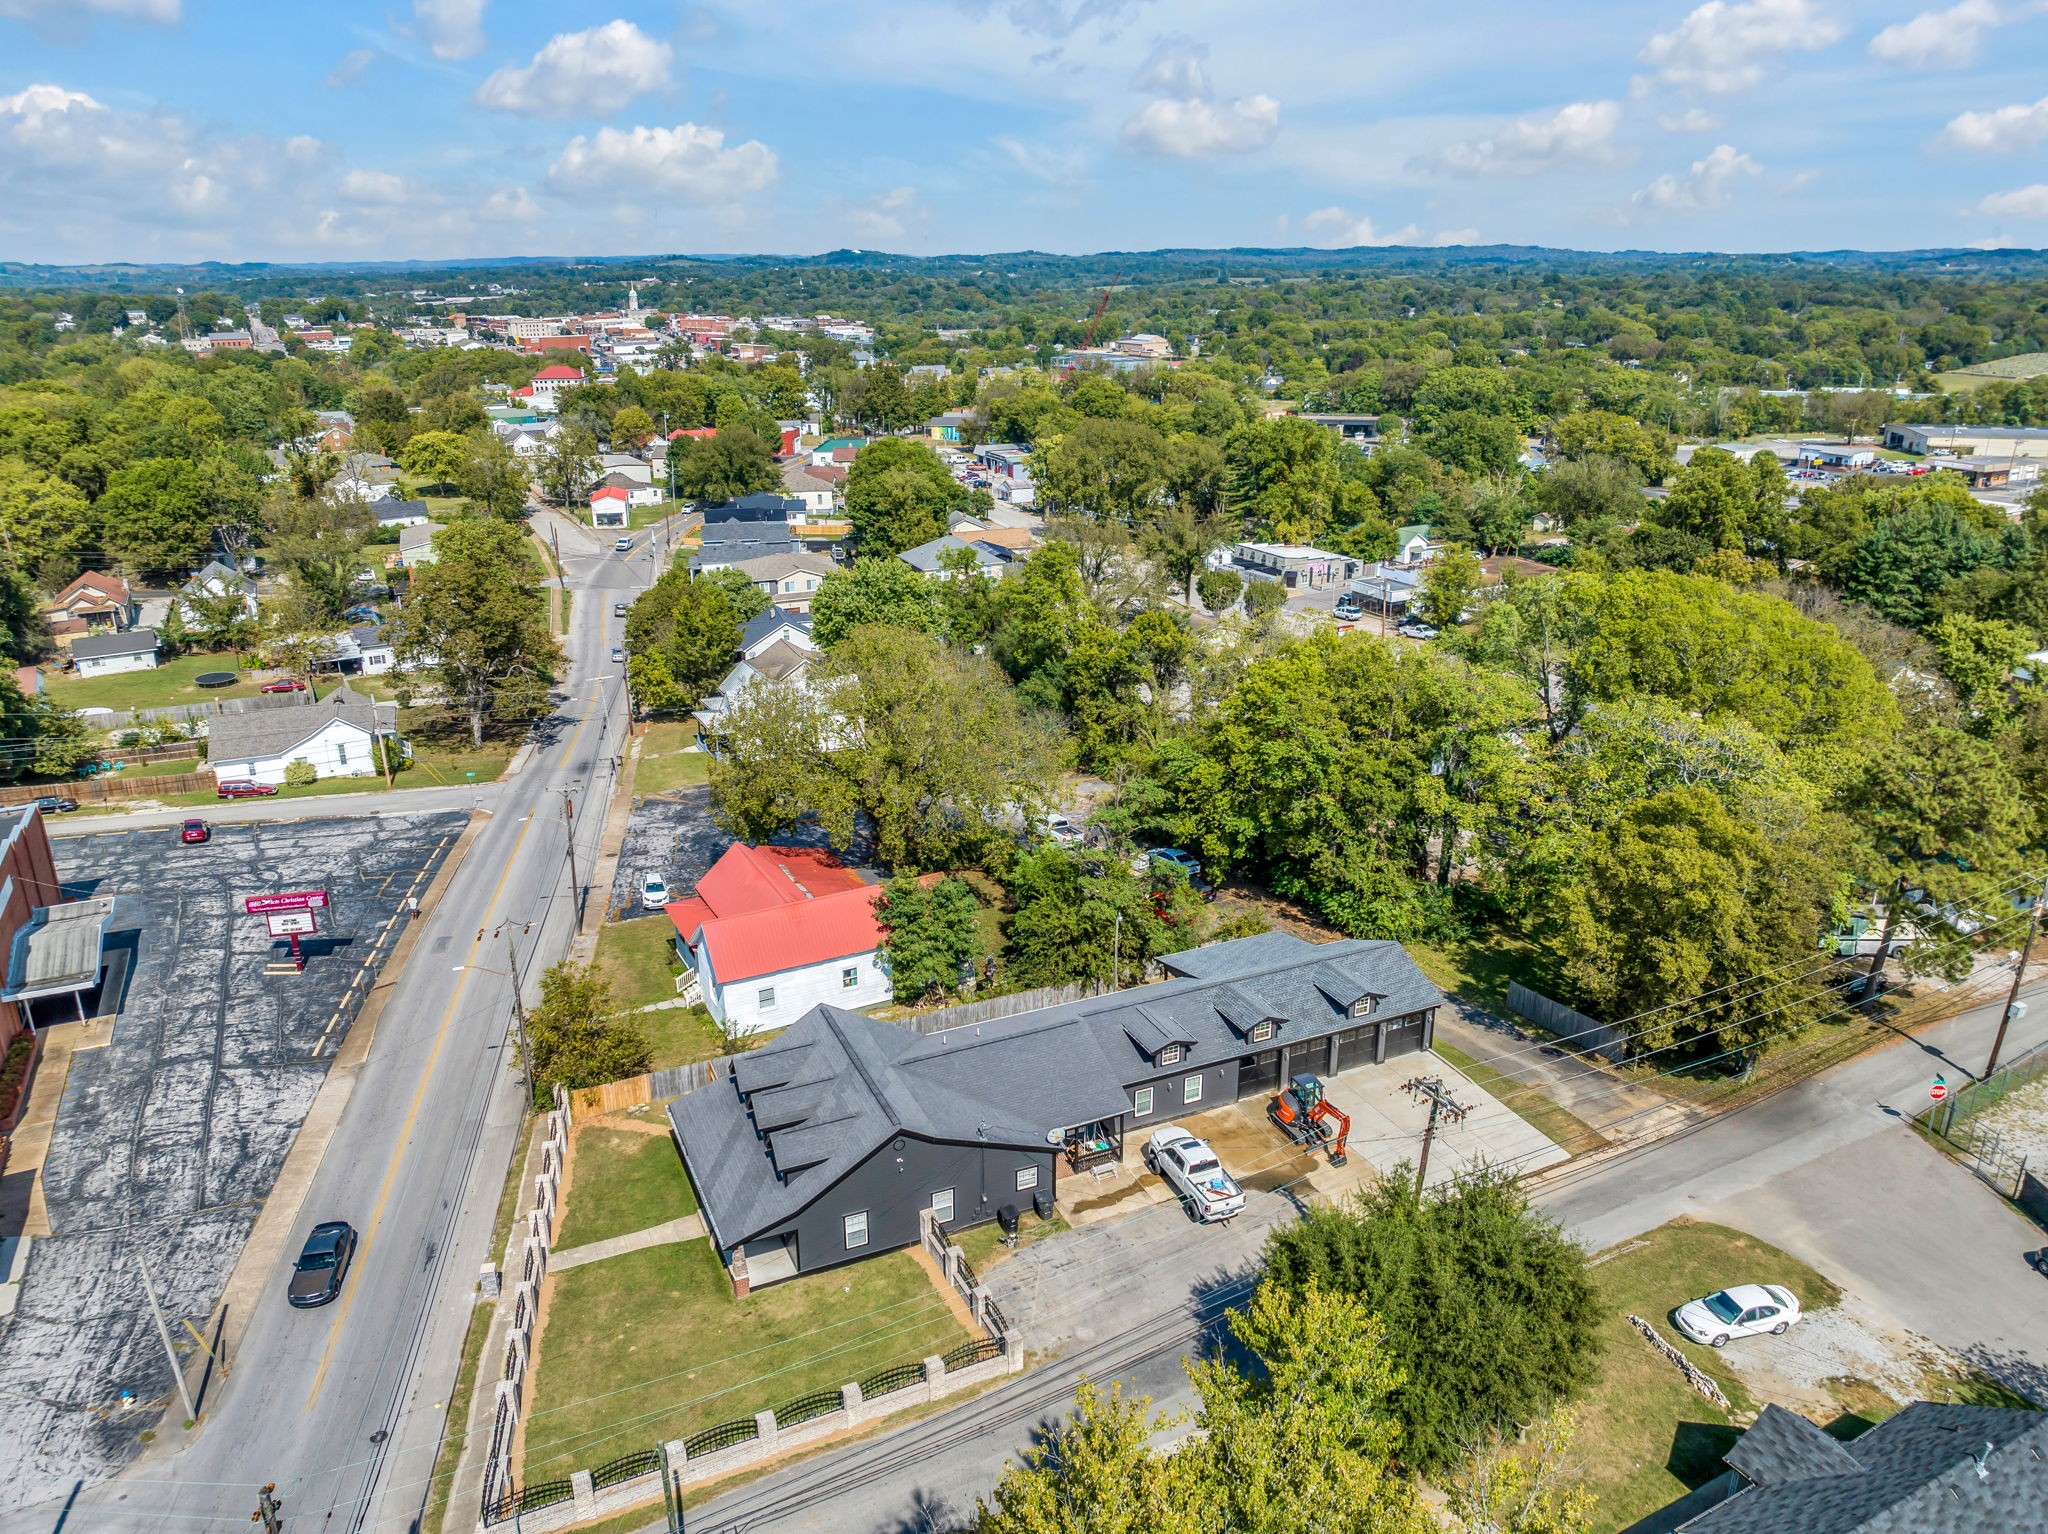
xmin=1930 ymin=1074 xmax=1948 ymax=1102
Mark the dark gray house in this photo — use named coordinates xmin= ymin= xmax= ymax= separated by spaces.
xmin=669 ymin=932 xmax=1442 ymax=1290
xmin=1668 ymin=1401 xmax=2048 ymax=1532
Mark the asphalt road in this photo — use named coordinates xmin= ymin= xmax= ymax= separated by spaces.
xmin=643 ymin=976 xmax=2048 ymax=1534
xmin=0 ymin=512 xmax=638 ymax=1534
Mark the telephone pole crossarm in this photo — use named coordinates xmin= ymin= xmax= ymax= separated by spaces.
xmin=1401 ymin=1074 xmax=1471 ymax=1194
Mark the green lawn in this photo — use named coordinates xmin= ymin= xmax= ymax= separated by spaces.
xmin=521 ymin=1241 xmax=971 ymax=1482
xmin=1408 ymin=926 xmax=1550 ymax=1018
xmin=1434 ymin=1041 xmax=1598 ymax=1152
xmin=952 ymin=1207 xmax=1069 ymax=1273
xmin=635 ymin=1004 xmax=730 ymax=1072
xmin=556 ymin=1127 xmax=697 ymax=1251
xmin=635 ymin=748 xmax=710 ymax=798
xmin=1578 ymin=1221 xmax=1841 ymax=1534
xmin=595 ymin=915 xmax=688 ymax=1010
xmin=45 ymin=650 xmax=263 ymax=712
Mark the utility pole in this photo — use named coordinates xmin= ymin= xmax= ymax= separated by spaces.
xmin=252 ymin=1483 xmax=283 ymax=1532
xmin=1985 ymin=871 xmax=2047 ymax=1078
xmin=1402 ymin=1075 xmax=1470 ymax=1195
xmin=136 ymin=1247 xmax=198 ymax=1423
xmin=561 ymin=789 xmax=581 ymax=920
xmin=1112 ymin=912 xmax=1122 ymax=992
xmin=505 ymin=927 xmax=532 ymax=1095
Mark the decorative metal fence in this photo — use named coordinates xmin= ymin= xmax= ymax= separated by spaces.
xmin=683 ymin=1416 xmax=759 ymax=1458
xmin=485 ymin=1478 xmax=575 ymax=1523
xmin=773 ymin=1386 xmax=845 ymax=1427
xmin=944 ymin=1337 xmax=1004 ymax=1371
xmin=591 ymin=1448 xmax=660 ymax=1490
xmin=859 ymin=1361 xmax=927 ymax=1399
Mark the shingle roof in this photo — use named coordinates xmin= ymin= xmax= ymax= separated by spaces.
xmin=740 ymin=606 xmax=813 ymax=653
xmin=70 ymin=628 xmax=157 ymax=661
xmin=1725 ymin=1405 xmax=1864 ymax=1486
xmin=206 ymin=684 xmax=380 ymax=765
xmin=375 ymin=498 xmax=431 ymax=523
xmin=695 ymin=521 xmax=796 ymax=564
xmin=671 ymin=932 xmax=1443 ymax=1251
xmin=726 ymin=549 xmax=836 ymax=583
xmin=898 ymin=534 xmax=1007 ymax=574
xmin=1680 ymin=1403 xmax=2048 ymax=1534
xmin=747 ymin=637 xmax=816 ymax=683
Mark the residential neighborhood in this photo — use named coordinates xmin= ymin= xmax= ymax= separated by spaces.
xmin=0 ymin=7 xmax=2046 ymax=1534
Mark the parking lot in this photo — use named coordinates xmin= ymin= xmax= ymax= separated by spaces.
xmin=0 ymin=811 xmax=463 ymax=1508
xmin=606 ymin=781 xmax=850 ymax=919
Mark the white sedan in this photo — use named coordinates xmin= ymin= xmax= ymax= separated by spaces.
xmin=640 ymin=875 xmax=671 ymax=909
xmin=1142 ymin=1126 xmax=1244 ymax=1224
xmin=1674 ymin=1283 xmax=1802 ymax=1347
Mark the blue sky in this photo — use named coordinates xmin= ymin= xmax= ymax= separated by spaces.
xmin=3 ymin=0 xmax=2047 ymax=263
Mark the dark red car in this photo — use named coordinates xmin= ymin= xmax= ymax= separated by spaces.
xmin=179 ymin=818 xmax=210 ymax=843
xmin=259 ymin=678 xmax=306 ymax=694
xmin=215 ymin=780 xmax=279 ymax=798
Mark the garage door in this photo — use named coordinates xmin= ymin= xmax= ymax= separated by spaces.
xmin=1332 ymin=1024 xmax=1377 ymax=1074
xmin=1379 ymin=1017 xmax=1426 ymax=1060
xmin=1237 ymin=1049 xmax=1281 ymax=1101
xmin=1287 ymin=1039 xmax=1331 ymax=1084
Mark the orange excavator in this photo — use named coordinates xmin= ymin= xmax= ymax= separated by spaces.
xmin=1269 ymin=1073 xmax=1350 ymax=1166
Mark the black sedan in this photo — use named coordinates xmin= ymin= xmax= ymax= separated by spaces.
xmin=287 ymin=1220 xmax=358 ymax=1308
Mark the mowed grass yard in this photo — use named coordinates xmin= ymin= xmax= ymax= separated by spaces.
xmin=44 ymin=650 xmax=267 ymax=711
xmin=1576 ymin=1221 xmax=1838 ymax=1533
xmin=556 ymin=1125 xmax=696 ymax=1252
xmin=521 ymin=1241 xmax=971 ymax=1483
xmin=634 ymin=719 xmax=710 ymax=799
xmin=591 ymin=915 xmax=729 ymax=1069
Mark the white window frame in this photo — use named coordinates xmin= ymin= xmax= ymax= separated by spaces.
xmin=1157 ymin=1043 xmax=1185 ymax=1067
xmin=841 ymin=965 xmax=860 ymax=988
xmin=757 ymin=986 xmax=776 ymax=1010
xmin=1133 ymin=1086 xmax=1154 ymax=1118
xmin=931 ymin=1188 xmax=955 ymax=1224
xmin=1250 ymin=1019 xmax=1275 ymax=1042
xmin=1183 ymin=1073 xmax=1203 ymax=1105
xmin=843 ymin=1210 xmax=869 ymax=1249
xmin=1015 ymin=1165 xmax=1039 ymax=1192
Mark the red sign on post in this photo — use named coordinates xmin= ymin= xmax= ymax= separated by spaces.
xmin=1930 ymin=1074 xmax=1948 ymax=1102
xmin=244 ymin=890 xmax=329 ymax=915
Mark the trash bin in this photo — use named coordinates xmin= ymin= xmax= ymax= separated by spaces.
xmin=997 ymin=1203 xmax=1021 ymax=1247
xmin=1032 ymin=1189 xmax=1054 ymax=1223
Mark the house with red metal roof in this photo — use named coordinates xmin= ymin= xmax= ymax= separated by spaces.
xmin=665 ymin=844 xmax=890 ymax=1035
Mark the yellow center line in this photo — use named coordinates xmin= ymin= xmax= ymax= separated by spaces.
xmin=303 ymin=683 xmax=601 ymax=1413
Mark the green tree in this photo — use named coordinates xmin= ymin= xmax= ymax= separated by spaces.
xmin=1550 ymin=409 xmax=1671 ymax=481
xmin=1196 ymin=567 xmax=1243 ymax=613
xmin=1261 ymin=1171 xmax=1601 ymax=1475
xmin=846 ymin=437 xmax=968 ymax=556
xmin=386 ymin=518 xmax=561 ymax=747
xmin=710 ymin=624 xmax=1057 ymax=870
xmin=0 ymin=460 xmax=95 ymax=582
xmin=1549 ymin=784 xmax=1847 ymax=1051
xmin=399 ymin=429 xmax=467 ymax=495
xmin=524 ymin=960 xmax=651 ymax=1108
xmin=536 ymin=425 xmax=600 ymax=507
xmin=674 ymin=425 xmax=778 ymax=504
xmin=1420 ymin=409 xmax=1523 ymax=477
xmin=1843 ymin=499 xmax=2007 ymax=628
xmin=875 ymin=874 xmax=983 ymax=1002
xmin=96 ymin=458 xmax=216 ymax=577
xmin=1418 ymin=546 xmax=1483 ymax=629
xmin=458 ymin=433 xmax=534 ymax=520
xmin=1032 ymin=417 xmax=1168 ymax=523
xmin=974 ymin=1382 xmax=1189 ymax=1534
xmin=1656 ymin=448 xmax=1783 ymax=554
xmin=1225 ymin=416 xmax=1340 ymax=543
xmin=263 ymin=492 xmax=374 ymax=621
xmin=1927 ymin=612 xmax=2033 ymax=729
xmin=1447 ymin=1409 xmax=1597 ymax=1534
xmin=622 ymin=570 xmax=744 ymax=714
xmin=27 ymin=697 xmax=101 ymax=777
xmin=1243 ymin=578 xmax=1287 ymax=624
xmin=810 ymin=555 xmax=946 ymax=648
xmin=610 ymin=404 xmax=655 ymax=449
xmin=1004 ymin=844 xmax=1203 ymax=988
xmin=1533 ymin=455 xmax=1644 ymax=533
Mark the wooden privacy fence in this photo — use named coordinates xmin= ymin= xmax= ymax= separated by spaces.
xmin=569 ymin=1052 xmax=741 ymax=1115
xmin=0 ymin=770 xmax=213 ymax=807
xmin=1507 ymin=981 xmax=1631 ymax=1062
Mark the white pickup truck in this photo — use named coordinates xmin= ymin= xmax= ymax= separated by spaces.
xmin=1143 ymin=1126 xmax=1245 ymax=1224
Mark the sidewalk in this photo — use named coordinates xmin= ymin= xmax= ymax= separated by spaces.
xmin=548 ymin=1213 xmax=703 ymax=1273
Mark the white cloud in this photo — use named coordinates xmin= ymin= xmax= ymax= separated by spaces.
xmin=1641 ymin=0 xmax=1846 ymax=95
xmin=1122 ymin=93 xmax=1278 ymax=157
xmin=547 ymin=122 xmax=778 ymax=200
xmin=1301 ymin=206 xmax=1422 ymax=246
xmin=1658 ymin=107 xmax=1722 ymax=132
xmin=995 ymin=135 xmax=1089 ymax=183
xmin=1622 ymin=143 xmax=1763 ymax=217
xmin=476 ymin=21 xmax=674 ymax=119
xmin=844 ymin=186 xmax=924 ymax=243
xmin=1432 ymin=100 xmax=1624 ymax=175
xmin=1133 ymin=35 xmax=1211 ymax=97
xmin=340 ymin=169 xmax=410 ymax=204
xmin=967 ymin=0 xmax=1156 ymax=41
xmin=1781 ymin=168 xmax=1821 ymax=192
xmin=0 ymin=0 xmax=177 ymax=20
xmin=1975 ymin=183 xmax=2048 ymax=218
xmin=478 ymin=186 xmax=543 ymax=222
xmin=284 ymin=135 xmax=324 ymax=163
xmin=1869 ymin=0 xmax=2002 ymax=67
xmin=326 ymin=50 xmax=376 ymax=89
xmin=412 ymin=0 xmax=488 ymax=61
xmin=1939 ymin=94 xmax=2048 ymax=153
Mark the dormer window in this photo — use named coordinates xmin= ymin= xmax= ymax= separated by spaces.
xmin=1350 ymin=996 xmax=1375 ymax=1019
xmin=1156 ymin=1043 xmax=1185 ymax=1067
xmin=1250 ymin=1019 xmax=1276 ymax=1043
